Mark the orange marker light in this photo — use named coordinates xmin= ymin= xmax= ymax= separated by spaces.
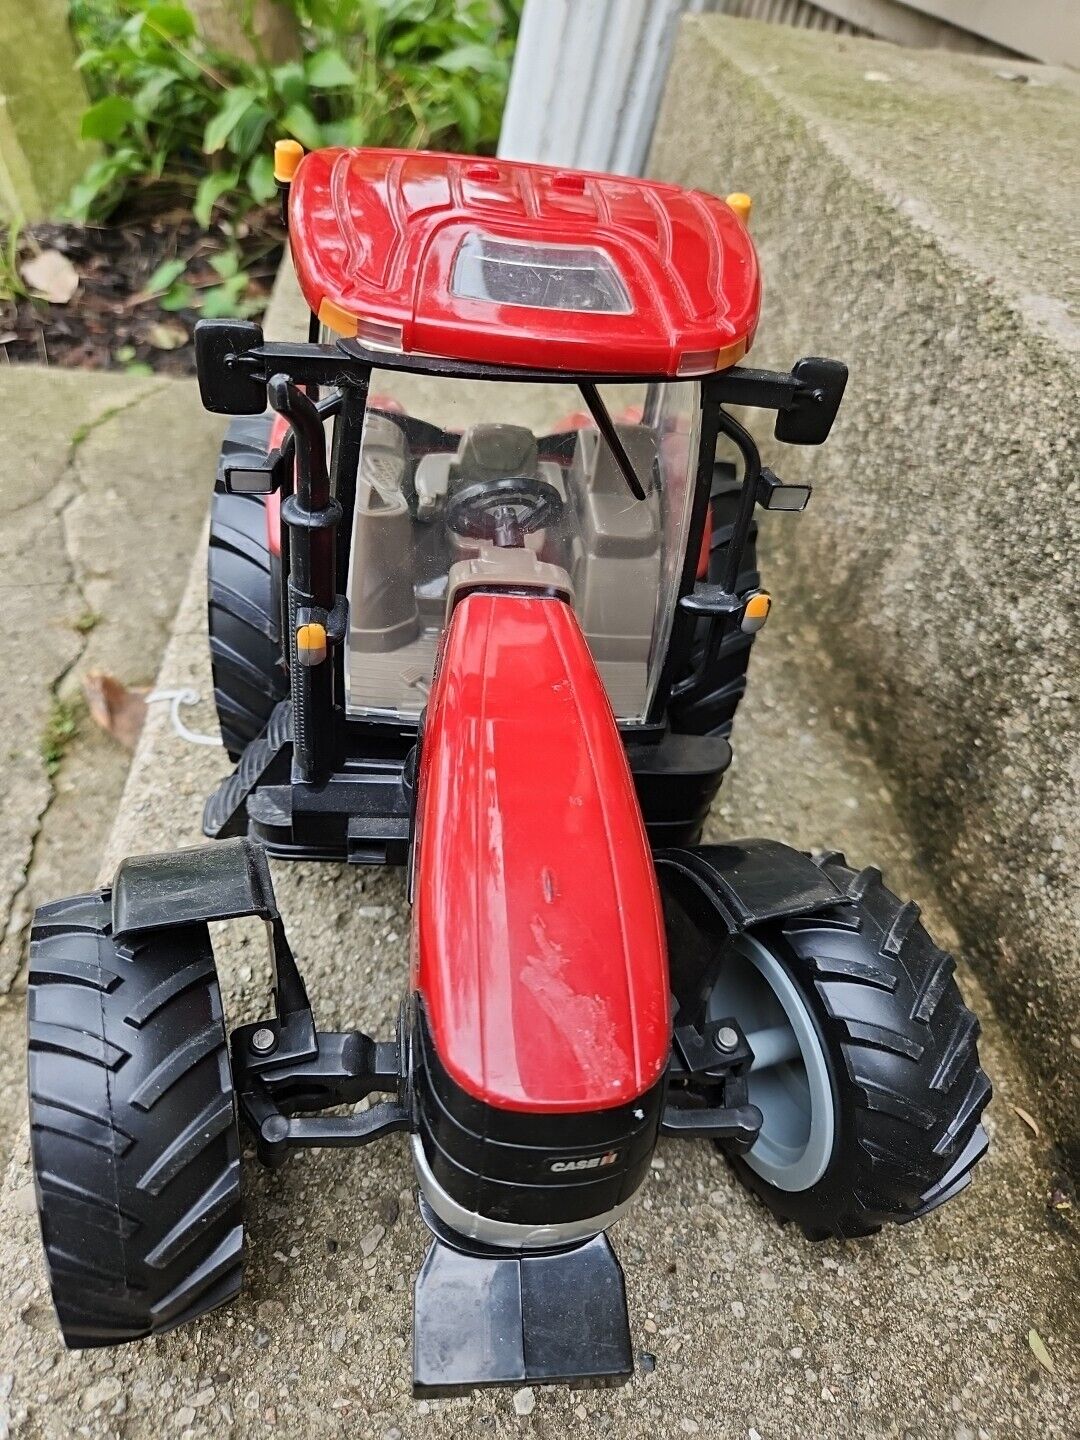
xmin=741 ymin=592 xmax=771 ymax=634
xmin=318 ymin=298 xmax=359 ymax=338
xmin=296 ymin=622 xmax=327 ymax=666
xmin=726 ymin=192 xmax=753 ymax=226
xmin=274 ymin=139 xmax=305 ymax=184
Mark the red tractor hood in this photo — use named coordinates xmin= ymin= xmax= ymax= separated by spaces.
xmin=411 ymin=593 xmax=671 ymax=1113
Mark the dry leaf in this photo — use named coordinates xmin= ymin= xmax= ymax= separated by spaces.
xmin=21 ymin=249 xmax=80 ymax=304
xmin=1028 ymin=1328 xmax=1055 ymax=1374
xmin=1011 ymin=1104 xmax=1040 ymax=1137
xmin=82 ymin=672 xmax=148 ymax=751
xmin=147 ymin=320 xmax=188 ymax=351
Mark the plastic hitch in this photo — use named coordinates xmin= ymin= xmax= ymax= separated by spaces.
xmin=660 ymin=1014 xmax=763 ymax=1152
xmin=234 ymin=1031 xmax=410 ymax=1168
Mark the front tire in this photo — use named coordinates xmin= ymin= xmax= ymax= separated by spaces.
xmin=713 ymin=855 xmax=991 ymax=1237
xmin=27 ymin=891 xmax=244 ymax=1347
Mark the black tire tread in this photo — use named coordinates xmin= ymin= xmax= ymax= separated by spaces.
xmin=728 ymin=856 xmax=991 ymax=1238
xmin=208 ymin=416 xmax=287 ymax=760
xmin=27 ymin=891 xmax=243 ymax=1348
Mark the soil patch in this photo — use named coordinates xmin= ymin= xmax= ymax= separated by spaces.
xmin=0 ymin=209 xmax=282 ymax=376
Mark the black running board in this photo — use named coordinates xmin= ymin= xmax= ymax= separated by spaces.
xmin=412 ymin=1202 xmax=633 ymax=1396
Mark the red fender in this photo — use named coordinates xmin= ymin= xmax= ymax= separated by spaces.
xmin=411 ymin=592 xmax=670 ymax=1113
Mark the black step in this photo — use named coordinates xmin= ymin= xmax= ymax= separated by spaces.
xmin=202 ymin=701 xmax=293 ymax=840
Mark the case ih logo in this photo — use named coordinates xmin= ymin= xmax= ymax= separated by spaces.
xmin=548 ymin=1150 xmax=619 ymax=1174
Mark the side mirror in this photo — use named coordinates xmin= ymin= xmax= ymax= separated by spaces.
xmin=774 ymin=357 xmax=847 ymax=446
xmin=194 ymin=319 xmax=266 ymax=415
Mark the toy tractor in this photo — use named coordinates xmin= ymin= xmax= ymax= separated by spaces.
xmin=26 ymin=146 xmax=990 ymax=1394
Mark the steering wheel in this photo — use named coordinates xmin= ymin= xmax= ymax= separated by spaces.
xmin=446 ymin=476 xmax=564 ymax=549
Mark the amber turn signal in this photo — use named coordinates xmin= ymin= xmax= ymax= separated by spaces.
xmin=296 ymin=622 xmax=327 ymax=665
xmin=741 ymin=591 xmax=771 ymax=633
xmin=726 ymin=192 xmax=752 ymax=226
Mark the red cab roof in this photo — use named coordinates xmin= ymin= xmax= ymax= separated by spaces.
xmin=288 ymin=148 xmax=760 ymax=376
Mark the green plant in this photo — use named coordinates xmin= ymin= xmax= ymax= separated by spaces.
xmin=0 ymin=221 xmax=29 ymax=305
xmin=68 ymin=0 xmax=521 ymax=226
xmin=41 ymin=696 xmax=82 ymax=778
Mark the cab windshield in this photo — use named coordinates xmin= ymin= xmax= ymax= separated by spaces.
xmin=344 ymin=370 xmax=700 ymax=724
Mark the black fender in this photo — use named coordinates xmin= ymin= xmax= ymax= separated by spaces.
xmin=655 ymin=840 xmax=847 ymax=1021
xmin=111 ymin=837 xmax=310 ymax=1028
xmin=111 ymin=837 xmax=280 ymax=938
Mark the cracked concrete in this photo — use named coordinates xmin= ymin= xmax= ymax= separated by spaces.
xmin=0 ymin=367 xmax=222 ymax=1153
xmin=0 ymin=544 xmax=1075 ymax=1439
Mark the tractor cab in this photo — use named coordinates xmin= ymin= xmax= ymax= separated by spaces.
xmin=345 ymin=371 xmax=700 ymax=722
xmin=289 ymin=147 xmax=762 ymax=725
xmin=194 ymin=145 xmax=846 ymax=862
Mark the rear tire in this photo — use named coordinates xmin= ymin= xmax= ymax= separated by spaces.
xmin=714 ymin=855 xmax=991 ymax=1237
xmin=27 ymin=891 xmax=243 ymax=1347
xmin=208 ymin=417 xmax=287 ymax=760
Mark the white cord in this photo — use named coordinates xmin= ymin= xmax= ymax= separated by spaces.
xmin=144 ymin=688 xmax=222 ymax=747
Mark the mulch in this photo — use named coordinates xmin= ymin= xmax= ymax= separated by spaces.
xmin=0 ymin=209 xmax=283 ymax=376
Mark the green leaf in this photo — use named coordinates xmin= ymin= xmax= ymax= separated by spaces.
xmin=270 ymin=62 xmax=308 ymax=108
xmin=434 ymin=44 xmax=504 ymax=76
xmin=194 ymin=169 xmax=240 ymax=228
xmin=203 ymin=86 xmax=257 ymax=155
xmin=281 ymin=103 xmax=324 ymax=151
xmin=159 ymin=282 xmax=196 ymax=312
xmin=65 ymin=149 xmax=143 ymax=222
xmin=143 ymin=4 xmax=196 ymax=39
xmin=452 ymin=86 xmax=481 ymax=142
xmin=231 ymin=104 xmax=272 ymax=160
xmin=81 ymin=96 xmax=136 ymax=143
xmin=133 ymin=70 xmax=177 ymax=120
xmin=306 ymin=49 xmax=355 ymax=89
xmin=200 ymin=275 xmax=250 ymax=318
xmin=321 ymin=116 xmax=366 ymax=148
xmin=246 ymin=153 xmax=277 ymax=204
xmin=210 ymin=248 xmax=242 ymax=279
xmin=144 ymin=258 xmax=187 ymax=295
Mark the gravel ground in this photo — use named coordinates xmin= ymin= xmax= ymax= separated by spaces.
xmin=0 ymin=548 xmax=1075 ymax=1440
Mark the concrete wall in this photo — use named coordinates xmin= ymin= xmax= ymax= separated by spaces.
xmin=651 ymin=18 xmax=1080 ymax=1166
xmin=0 ymin=0 xmax=93 ymax=219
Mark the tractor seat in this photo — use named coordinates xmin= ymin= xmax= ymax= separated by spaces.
xmin=412 ymin=591 xmax=671 ymax=1112
xmin=415 ymin=424 xmax=557 ymax=518
xmin=450 ymin=423 xmax=539 ymax=487
xmin=573 ymin=425 xmax=660 ymax=558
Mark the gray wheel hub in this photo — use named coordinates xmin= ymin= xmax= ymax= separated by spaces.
xmin=708 ymin=933 xmax=834 ymax=1192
